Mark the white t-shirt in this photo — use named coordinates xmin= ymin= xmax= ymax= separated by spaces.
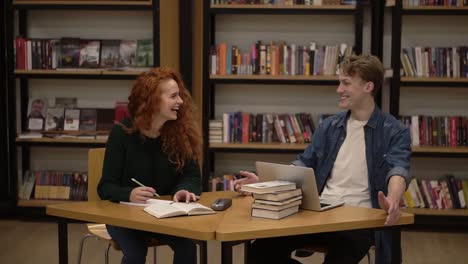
xmin=320 ymin=117 xmax=372 ymax=208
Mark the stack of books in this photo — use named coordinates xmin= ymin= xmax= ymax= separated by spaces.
xmin=241 ymin=180 xmax=302 ymax=220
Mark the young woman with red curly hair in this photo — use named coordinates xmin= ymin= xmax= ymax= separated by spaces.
xmin=98 ymin=67 xmax=202 ymax=264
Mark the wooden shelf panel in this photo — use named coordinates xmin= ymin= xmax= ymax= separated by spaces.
xmin=211 ymin=4 xmax=356 ymax=10
xmin=412 ymin=146 xmax=468 ymax=154
xmin=401 ymin=77 xmax=468 ymax=83
xmin=210 ymin=142 xmax=308 ymax=151
xmin=403 ymin=6 xmax=468 ymax=11
xmin=403 ymin=207 xmax=468 ymax=217
xmin=15 ymin=69 xmax=145 ymax=79
xmin=13 ymin=0 xmax=152 ymax=6
xmin=210 ymin=143 xmax=468 ymax=154
xmin=17 ymin=199 xmax=79 ymax=207
xmin=16 ymin=137 xmax=107 ymax=144
xmin=211 ymin=74 xmax=339 ymax=81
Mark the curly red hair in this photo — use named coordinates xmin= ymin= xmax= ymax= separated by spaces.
xmin=124 ymin=67 xmax=202 ymax=171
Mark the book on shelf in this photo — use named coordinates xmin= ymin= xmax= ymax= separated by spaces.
xmin=18 ymin=131 xmax=43 ymax=139
xmin=79 ymin=108 xmax=97 ymax=131
xmin=251 ymin=205 xmax=300 ymax=220
xmin=100 ymin=39 xmax=121 ymax=69
xmin=27 ymin=97 xmax=47 ymax=131
xmin=119 ymin=40 xmax=137 ymax=67
xmin=142 ymin=199 xmax=215 ymax=219
xmin=60 ymin=37 xmax=81 ymax=68
xmin=114 ymin=102 xmax=130 ymax=123
xmin=55 ymin=97 xmax=78 ymax=109
xmin=136 ymin=39 xmax=153 ymax=67
xmin=79 ymin=39 xmax=101 ymax=68
xmin=240 ymin=180 xmax=296 ymax=194
xmin=45 ymin=107 xmax=65 ymax=131
xmin=96 ymin=108 xmax=115 ymax=131
xmin=63 ymin=108 xmax=81 ymax=131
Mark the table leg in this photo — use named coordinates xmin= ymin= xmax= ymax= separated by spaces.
xmin=196 ymin=240 xmax=207 ymax=264
xmin=58 ymin=218 xmax=68 ymax=264
xmin=221 ymin=241 xmax=233 ymax=264
xmin=391 ymin=228 xmax=402 ymax=264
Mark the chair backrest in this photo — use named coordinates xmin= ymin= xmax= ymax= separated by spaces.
xmin=87 ymin=148 xmax=105 ymax=202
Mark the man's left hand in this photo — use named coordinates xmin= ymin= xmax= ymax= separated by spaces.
xmin=378 ymin=191 xmax=401 ymax=225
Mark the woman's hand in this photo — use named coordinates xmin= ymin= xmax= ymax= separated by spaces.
xmin=233 ymin=170 xmax=259 ymax=195
xmin=129 ymin=186 xmax=156 ymax=203
xmin=173 ymin=190 xmax=200 ymax=203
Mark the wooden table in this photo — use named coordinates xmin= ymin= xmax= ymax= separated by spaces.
xmin=46 ymin=192 xmax=231 ymax=264
xmin=47 ymin=191 xmax=414 ymax=264
xmin=216 ymin=193 xmax=415 ymax=264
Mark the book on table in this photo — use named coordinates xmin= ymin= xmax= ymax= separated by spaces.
xmin=251 ymin=205 xmax=300 ymax=220
xmin=252 ymin=188 xmax=302 ymax=201
xmin=240 ymin=180 xmax=296 ymax=194
xmin=141 ymin=199 xmax=215 ymax=219
xmin=252 ymin=199 xmax=302 ymax=211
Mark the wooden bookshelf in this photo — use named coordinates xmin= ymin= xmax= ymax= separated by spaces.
xmin=210 ymin=74 xmax=339 ymax=81
xmin=412 ymin=146 xmax=468 ymax=154
xmin=15 ymin=69 xmax=145 ymax=76
xmin=210 ymin=142 xmax=309 ymax=151
xmin=16 ymin=137 xmax=107 ymax=144
xmin=17 ymin=198 xmax=78 ymax=207
xmin=403 ymin=6 xmax=468 ymax=11
xmin=210 ymin=4 xmax=356 ymax=10
xmin=403 ymin=207 xmax=468 ymax=217
xmin=13 ymin=0 xmax=152 ymax=6
xmin=401 ymin=77 xmax=468 ymax=83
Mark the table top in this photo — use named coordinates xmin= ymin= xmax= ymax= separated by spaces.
xmin=46 ymin=191 xmax=234 ymax=240
xmin=46 ymin=191 xmax=414 ymax=242
xmin=215 ymin=193 xmax=414 ymax=241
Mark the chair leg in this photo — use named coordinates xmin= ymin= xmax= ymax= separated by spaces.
xmin=77 ymin=233 xmax=95 ymax=264
xmin=105 ymin=243 xmax=111 ymax=264
xmin=152 ymin=246 xmax=157 ymax=264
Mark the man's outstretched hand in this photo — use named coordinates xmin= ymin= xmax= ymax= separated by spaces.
xmin=233 ymin=171 xmax=259 ymax=195
xmin=378 ymin=191 xmax=401 ymax=226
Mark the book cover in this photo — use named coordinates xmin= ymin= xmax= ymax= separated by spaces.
xmin=63 ymin=108 xmax=80 ymax=131
xmin=55 ymin=97 xmax=78 ymax=109
xmin=79 ymin=39 xmax=101 ymax=68
xmin=119 ymin=40 xmax=137 ymax=67
xmin=100 ymin=39 xmax=121 ymax=68
xmin=79 ymin=108 xmax=97 ymax=131
xmin=136 ymin=39 xmax=153 ymax=67
xmin=27 ymin=97 xmax=47 ymax=131
xmin=252 ymin=199 xmax=302 ymax=211
xmin=45 ymin=107 xmax=65 ymax=131
xmin=143 ymin=199 xmax=215 ymax=219
xmin=60 ymin=37 xmax=80 ymax=68
xmin=114 ymin=102 xmax=130 ymax=123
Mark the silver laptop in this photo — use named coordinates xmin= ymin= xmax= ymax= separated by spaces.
xmin=255 ymin=161 xmax=344 ymax=211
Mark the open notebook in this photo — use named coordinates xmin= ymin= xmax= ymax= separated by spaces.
xmin=128 ymin=199 xmax=216 ymax=219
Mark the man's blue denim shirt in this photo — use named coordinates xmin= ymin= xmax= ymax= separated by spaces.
xmin=292 ymin=106 xmax=411 ymax=264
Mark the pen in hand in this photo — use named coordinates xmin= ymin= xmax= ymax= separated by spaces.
xmin=131 ymin=178 xmax=160 ymax=197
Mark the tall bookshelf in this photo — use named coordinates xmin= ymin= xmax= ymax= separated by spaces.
xmin=6 ymin=0 xmax=160 ymax=209
xmin=201 ymin=1 xmax=365 ymax=190
xmin=389 ymin=0 xmax=468 ymax=218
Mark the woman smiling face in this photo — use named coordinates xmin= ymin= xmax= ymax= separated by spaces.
xmin=153 ymin=78 xmax=184 ymax=125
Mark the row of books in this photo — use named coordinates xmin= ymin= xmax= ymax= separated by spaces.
xmin=210 ymin=112 xmax=317 ymax=144
xmin=15 ymin=37 xmax=153 ymax=70
xmin=209 ymin=174 xmax=238 ymax=192
xmin=24 ymin=97 xmax=130 ymax=133
xmin=212 ymin=0 xmax=356 ymax=5
xmin=404 ymin=0 xmax=468 ymax=6
xmin=403 ymin=176 xmax=468 ymax=210
xmin=241 ymin=180 xmax=302 ymax=220
xmin=210 ymin=41 xmax=353 ymax=77
xmin=399 ymin=115 xmax=468 ymax=147
xmin=18 ymin=170 xmax=88 ymax=201
xmin=400 ymin=47 xmax=468 ymax=78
